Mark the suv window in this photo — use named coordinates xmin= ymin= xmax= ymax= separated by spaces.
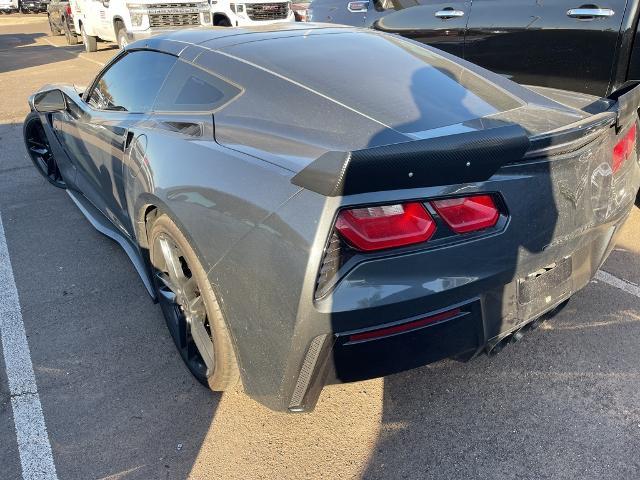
xmin=87 ymin=51 xmax=177 ymax=112
xmin=153 ymin=60 xmax=242 ymax=112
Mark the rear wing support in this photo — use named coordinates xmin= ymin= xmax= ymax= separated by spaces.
xmin=291 ymin=124 xmax=530 ymax=197
xmin=608 ymin=81 xmax=640 ymax=133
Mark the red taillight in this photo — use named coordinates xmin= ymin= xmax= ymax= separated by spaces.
xmin=66 ymin=5 xmax=71 ymax=15
xmin=432 ymin=194 xmax=499 ymax=234
xmin=335 ymin=202 xmax=436 ymax=251
xmin=612 ymin=124 xmax=637 ymax=173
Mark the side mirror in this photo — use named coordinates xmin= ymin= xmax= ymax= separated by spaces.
xmin=33 ymin=89 xmax=67 ymax=113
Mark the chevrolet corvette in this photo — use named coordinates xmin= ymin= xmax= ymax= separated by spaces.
xmin=24 ymin=24 xmax=640 ymax=412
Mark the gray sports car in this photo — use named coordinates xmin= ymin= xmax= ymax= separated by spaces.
xmin=24 ymin=24 xmax=640 ymax=412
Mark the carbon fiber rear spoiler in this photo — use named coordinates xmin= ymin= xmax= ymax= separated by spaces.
xmin=608 ymin=81 xmax=640 ymax=133
xmin=291 ymin=124 xmax=530 ymax=197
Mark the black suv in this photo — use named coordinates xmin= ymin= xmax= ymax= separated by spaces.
xmin=19 ymin=0 xmax=47 ymax=13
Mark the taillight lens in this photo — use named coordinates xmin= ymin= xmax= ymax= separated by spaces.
xmin=431 ymin=194 xmax=499 ymax=234
xmin=335 ymin=202 xmax=436 ymax=251
xmin=317 ymin=194 xmax=502 ymax=298
xmin=612 ymin=124 xmax=637 ymax=173
xmin=66 ymin=5 xmax=71 ymax=15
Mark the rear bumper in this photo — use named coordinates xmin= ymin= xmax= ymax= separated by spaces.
xmin=285 ymin=122 xmax=640 ymax=412
xmin=289 ymin=207 xmax=632 ymax=411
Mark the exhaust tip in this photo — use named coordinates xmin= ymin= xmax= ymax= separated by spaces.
xmin=510 ymin=329 xmax=525 ymax=343
xmin=488 ymin=334 xmax=512 ymax=356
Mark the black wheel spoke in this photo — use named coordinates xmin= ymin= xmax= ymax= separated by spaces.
xmin=152 ymin=231 xmax=214 ymax=381
xmin=188 ymin=295 xmax=206 ymax=320
xmin=158 ymin=235 xmax=187 ymax=290
xmin=25 ymin=117 xmax=65 ymax=188
xmin=155 ymin=271 xmax=176 ymax=294
xmin=29 ymin=145 xmax=48 ymax=154
xmin=157 ymin=286 xmax=177 ymax=303
xmin=189 ymin=316 xmax=215 ymax=374
xmin=177 ymin=305 xmax=188 ymax=350
xmin=45 ymin=155 xmax=55 ymax=177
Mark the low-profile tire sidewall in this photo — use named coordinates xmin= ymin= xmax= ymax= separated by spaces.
xmin=23 ymin=111 xmax=66 ymax=189
xmin=149 ymin=213 xmax=239 ymax=391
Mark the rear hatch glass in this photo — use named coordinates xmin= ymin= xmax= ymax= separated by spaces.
xmin=220 ymin=31 xmax=523 ymax=135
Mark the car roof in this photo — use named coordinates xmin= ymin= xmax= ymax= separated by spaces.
xmin=131 ymin=23 xmax=353 ymax=54
xmin=126 ymin=23 xmax=585 ymax=143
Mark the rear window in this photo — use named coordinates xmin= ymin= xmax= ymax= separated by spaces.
xmin=221 ymin=32 xmax=522 ymax=134
xmin=153 ymin=60 xmax=242 ymax=112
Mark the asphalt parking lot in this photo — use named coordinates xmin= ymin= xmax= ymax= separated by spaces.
xmin=1 ymin=14 xmax=640 ymax=480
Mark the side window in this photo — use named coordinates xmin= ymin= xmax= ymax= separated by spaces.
xmin=87 ymin=51 xmax=177 ymax=112
xmin=153 ymin=60 xmax=242 ymax=113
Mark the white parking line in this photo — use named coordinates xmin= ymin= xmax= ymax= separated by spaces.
xmin=41 ymin=37 xmax=106 ymax=67
xmin=77 ymin=54 xmax=106 ymax=67
xmin=0 ymin=213 xmax=58 ymax=480
xmin=596 ymin=270 xmax=640 ymax=299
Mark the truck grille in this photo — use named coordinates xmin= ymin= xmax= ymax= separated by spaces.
xmin=149 ymin=12 xmax=200 ymax=27
xmin=149 ymin=2 xmax=199 ymax=7
xmin=148 ymin=3 xmax=201 ymax=27
xmin=245 ymin=2 xmax=288 ymax=21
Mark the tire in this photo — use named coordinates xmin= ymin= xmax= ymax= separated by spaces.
xmin=149 ymin=213 xmax=239 ymax=391
xmin=64 ymin=20 xmax=78 ymax=45
xmin=48 ymin=17 xmax=61 ymax=35
xmin=215 ymin=16 xmax=231 ymax=26
xmin=23 ymin=111 xmax=66 ymax=189
xmin=116 ymin=25 xmax=128 ymax=49
xmin=81 ymin=24 xmax=97 ymax=52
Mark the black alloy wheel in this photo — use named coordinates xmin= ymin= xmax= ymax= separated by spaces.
xmin=23 ymin=112 xmax=66 ymax=188
xmin=152 ymin=231 xmax=215 ymax=383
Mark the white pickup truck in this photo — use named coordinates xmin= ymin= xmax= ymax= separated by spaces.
xmin=0 ymin=0 xmax=19 ymax=12
xmin=70 ymin=0 xmax=211 ymax=52
xmin=211 ymin=0 xmax=294 ymax=27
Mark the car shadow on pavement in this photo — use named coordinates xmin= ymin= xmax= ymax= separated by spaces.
xmin=323 ymin=59 xmax=635 ymax=479
xmin=0 ymin=32 xmax=72 ymax=73
xmin=360 ymin=270 xmax=640 ymax=480
xmin=0 ymin=120 xmax=221 ymax=480
xmin=0 ymin=31 xmax=115 ymax=74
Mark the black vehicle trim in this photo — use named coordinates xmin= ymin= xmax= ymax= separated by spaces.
xmin=67 ymin=190 xmax=157 ymax=299
xmin=291 ymin=124 xmax=531 ymax=197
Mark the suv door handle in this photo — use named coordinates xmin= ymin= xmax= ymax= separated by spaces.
xmin=567 ymin=7 xmax=614 ymax=19
xmin=434 ymin=8 xmax=465 ymax=19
